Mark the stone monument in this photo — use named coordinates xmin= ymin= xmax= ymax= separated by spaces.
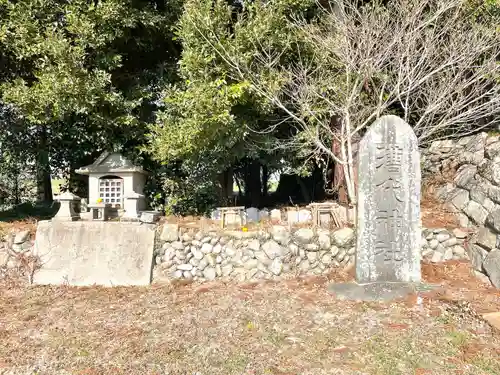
xmin=356 ymin=115 xmax=421 ymax=283
xmin=328 ymin=115 xmax=430 ymax=301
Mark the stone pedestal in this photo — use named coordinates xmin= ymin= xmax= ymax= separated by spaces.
xmin=123 ymin=192 xmax=145 ymax=220
xmin=88 ymin=204 xmax=109 ymax=221
xmin=53 ymin=192 xmax=80 ymax=221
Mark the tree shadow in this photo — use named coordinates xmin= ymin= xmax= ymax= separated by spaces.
xmin=0 ymin=201 xmax=60 ymax=222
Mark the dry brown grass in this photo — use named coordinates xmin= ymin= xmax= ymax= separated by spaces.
xmin=0 ymin=261 xmax=499 ymax=375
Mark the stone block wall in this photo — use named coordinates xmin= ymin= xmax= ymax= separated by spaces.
xmin=153 ymin=224 xmax=469 ymax=283
xmin=422 ymin=132 xmax=500 ymax=287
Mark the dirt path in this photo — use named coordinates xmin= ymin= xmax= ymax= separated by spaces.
xmin=0 ymin=261 xmax=499 ymax=375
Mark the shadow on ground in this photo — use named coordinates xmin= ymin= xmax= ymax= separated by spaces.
xmin=0 ymin=202 xmax=59 ymax=223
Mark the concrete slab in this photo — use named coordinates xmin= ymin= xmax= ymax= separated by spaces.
xmin=33 ymin=220 xmax=156 ymax=286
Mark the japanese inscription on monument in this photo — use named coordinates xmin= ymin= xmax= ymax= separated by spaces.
xmin=356 ymin=115 xmax=421 ymax=283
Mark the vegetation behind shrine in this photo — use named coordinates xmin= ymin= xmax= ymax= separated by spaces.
xmin=0 ymin=0 xmax=499 ymax=216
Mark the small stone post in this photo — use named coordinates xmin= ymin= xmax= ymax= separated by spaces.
xmin=53 ymin=192 xmax=81 ymax=221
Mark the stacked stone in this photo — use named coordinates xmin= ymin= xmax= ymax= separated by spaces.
xmin=420 ymin=228 xmax=469 ymax=263
xmin=0 ymin=230 xmax=33 ymax=270
xmin=154 ymin=224 xmax=356 ymax=282
xmin=469 ymin=225 xmax=500 ymax=288
xmin=153 ymin=223 xmax=469 ymax=283
xmin=423 ymin=132 xmax=500 ymax=287
xmin=425 ymin=133 xmax=500 ymax=228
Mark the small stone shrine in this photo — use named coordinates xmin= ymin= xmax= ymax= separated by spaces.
xmin=328 ymin=115 xmax=431 ymax=301
xmin=75 ymin=152 xmax=148 ymax=220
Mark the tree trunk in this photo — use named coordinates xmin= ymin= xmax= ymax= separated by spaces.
xmin=243 ymin=160 xmax=261 ymax=208
xmin=261 ymin=164 xmax=269 ymax=198
xmin=217 ymin=168 xmax=233 ymax=206
xmin=36 ymin=126 xmax=53 ymax=203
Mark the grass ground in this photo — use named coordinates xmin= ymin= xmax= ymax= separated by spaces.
xmin=0 ymin=262 xmax=499 ymax=375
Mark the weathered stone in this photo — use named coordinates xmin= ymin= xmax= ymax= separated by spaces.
xmin=13 ymin=230 xmax=30 ymax=244
xmin=247 ymin=239 xmax=260 ymax=252
xmin=254 ymin=250 xmax=271 ymax=265
xmin=356 ymin=115 xmax=421 ymax=283
xmin=458 ymin=213 xmax=470 ymax=228
xmin=336 ymin=249 xmax=347 ymax=262
xmin=452 ymin=228 xmax=468 ymax=239
xmin=449 ymin=188 xmax=470 ymax=210
xmin=464 ymin=201 xmax=488 ymax=225
xmin=476 ymin=227 xmax=497 ymax=251
xmin=201 ymin=243 xmax=213 ymax=253
xmin=289 ymin=243 xmax=299 ymax=255
xmin=243 ymin=259 xmax=259 ymax=270
xmin=483 ymin=250 xmax=500 ymax=288
xmin=177 ymin=263 xmax=193 ymax=271
xmin=347 ymin=247 xmax=356 ymax=255
xmin=443 ymin=248 xmax=453 ymax=261
xmin=212 ymin=244 xmax=222 ymax=254
xmin=160 ymin=224 xmax=179 ymax=242
xmin=268 ymin=258 xmax=283 ymax=276
xmin=304 ymin=243 xmax=320 ymax=251
xmin=421 ymin=248 xmax=434 ymax=259
xmin=210 ymin=237 xmax=220 ymax=246
xmin=205 ymin=254 xmax=216 ymax=267
xmin=203 ymin=267 xmax=217 ymax=281
xmin=487 ymin=185 xmax=500 ymax=205
xmin=262 ymin=240 xmax=284 ymax=260
xmin=429 ymin=239 xmax=439 ymax=250
xmin=441 ymin=237 xmax=458 ymax=248
xmin=436 ymin=232 xmax=451 ymax=242
xmin=431 ymin=251 xmax=443 ymax=263
xmin=192 ymin=249 xmax=204 ymax=260
xmin=33 ymin=221 xmax=156 ymax=286
xmin=271 ymin=225 xmax=289 ymax=245
xmin=330 ymin=246 xmax=339 ymax=257
xmin=221 ymin=264 xmax=233 ymax=276
xmin=197 ymin=257 xmax=208 ymax=271
xmin=485 ymin=141 xmax=500 ymax=159
xmin=175 ymin=250 xmax=185 ymax=260
xmin=485 ymin=209 xmax=500 ymax=233
xmin=171 ymin=241 xmax=184 ymax=251
xmin=452 ymin=245 xmax=466 ymax=257
xmin=454 ymin=165 xmax=477 ymax=189
xmin=172 ymin=270 xmax=183 ymax=279
xmin=469 ymin=244 xmax=488 ymax=271
xmin=321 ymin=253 xmax=333 ymax=265
xmin=294 ymin=228 xmax=315 ymax=244
xmin=298 ymin=260 xmax=310 ymax=272
xmin=306 ymin=251 xmax=318 ymax=262
xmin=332 ymin=228 xmax=355 ymax=247
xmin=318 ymin=233 xmax=331 ymax=250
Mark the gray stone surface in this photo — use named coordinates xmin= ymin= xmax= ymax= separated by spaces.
xmin=33 ymin=221 xmax=156 ymax=286
xmin=160 ymin=224 xmax=179 ymax=242
xmin=476 ymin=227 xmax=497 ymax=251
xmin=356 ymin=115 xmax=421 ymax=283
xmin=454 ymin=165 xmax=477 ymax=189
xmin=332 ymin=228 xmax=354 ymax=247
xmin=328 ymin=282 xmax=437 ymax=302
xmin=486 ymin=209 xmax=500 ymax=233
xmin=483 ymin=250 xmax=500 ymax=288
xmin=464 ymin=201 xmax=488 ymax=225
xmin=469 ymin=244 xmax=488 ymax=272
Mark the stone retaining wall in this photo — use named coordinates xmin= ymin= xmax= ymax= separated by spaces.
xmin=422 ymin=132 xmax=500 ymax=287
xmin=153 ymin=224 xmax=469 ymax=283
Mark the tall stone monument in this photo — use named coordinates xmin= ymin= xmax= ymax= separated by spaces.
xmin=356 ymin=115 xmax=421 ymax=283
xmin=329 ymin=115 xmax=425 ymax=301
